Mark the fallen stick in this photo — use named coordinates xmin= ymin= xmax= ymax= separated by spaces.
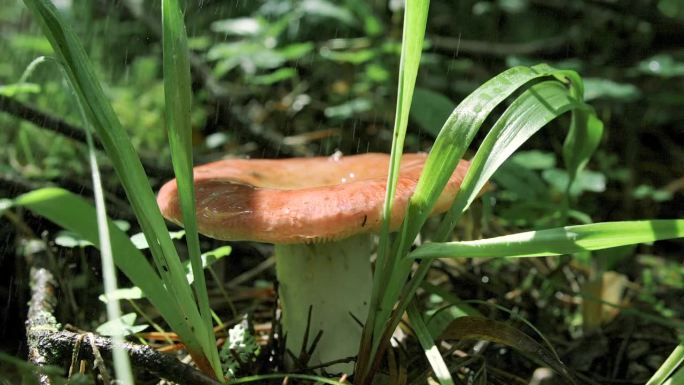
xmin=26 ymin=263 xmax=222 ymax=385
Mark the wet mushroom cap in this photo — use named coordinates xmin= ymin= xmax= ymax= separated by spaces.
xmin=157 ymin=153 xmax=471 ymax=244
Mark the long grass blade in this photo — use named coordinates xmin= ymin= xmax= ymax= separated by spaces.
xmin=76 ymin=86 xmax=134 ymax=384
xmin=375 ymin=70 xmax=604 ymax=371
xmin=365 ymin=66 xmax=593 ymax=370
xmin=663 ymin=366 xmax=684 ymax=385
xmin=18 ymin=52 xmax=136 ymax=382
xmin=647 ymin=344 xmax=684 ymax=385
xmin=434 ymin=80 xmax=590 ymax=239
xmin=161 ymin=0 xmax=220 ymax=375
xmin=21 ymin=0 xmax=216 ymax=372
xmin=377 ymin=0 xmax=431 ymax=253
xmin=410 ymin=220 xmax=684 ymax=259
xmin=407 ymin=303 xmax=455 ymax=385
xmin=361 ymin=0 xmax=430 ymax=376
xmin=402 ymin=65 xmax=585 ymax=249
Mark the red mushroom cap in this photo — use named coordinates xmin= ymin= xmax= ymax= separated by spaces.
xmin=157 ymin=153 xmax=471 ymax=244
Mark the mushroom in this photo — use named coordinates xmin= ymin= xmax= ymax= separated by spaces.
xmin=156 ymin=152 xmax=471 ymax=373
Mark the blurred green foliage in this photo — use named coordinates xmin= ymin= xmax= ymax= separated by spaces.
xmin=2 ymin=0 xmax=682 ymax=223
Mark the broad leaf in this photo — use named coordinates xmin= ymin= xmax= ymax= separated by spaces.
xmin=96 ymin=313 xmax=148 ymax=336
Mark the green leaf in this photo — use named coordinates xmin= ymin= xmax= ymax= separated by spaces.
xmin=278 ymin=42 xmax=314 ymax=60
xmin=583 ymin=78 xmax=640 ymax=102
xmin=209 ymin=42 xmax=287 ymax=76
xmin=186 ymin=246 xmax=232 ymax=284
xmin=638 ymin=54 xmax=684 ymax=78
xmin=298 ymin=0 xmax=356 ymax=25
xmin=0 ymin=199 xmax=12 ymax=216
xmin=633 ymin=185 xmax=674 ymax=202
xmin=319 ymin=48 xmax=376 ymax=64
xmin=211 ymin=17 xmax=263 ymax=36
xmin=0 ymin=82 xmax=41 ymax=97
xmin=96 ymin=313 xmax=148 ymax=336
xmin=112 ymin=220 xmax=130 ymax=232
xmin=663 ymin=366 xmax=684 ymax=385
xmin=247 ymin=68 xmax=297 ymax=85
xmin=410 ymin=220 xmax=684 ymax=259
xmin=543 ymin=168 xmax=606 ymax=196
xmin=509 ymin=150 xmax=556 ymax=170
xmin=130 ymin=230 xmax=185 ymax=250
xmin=55 ymin=230 xmax=93 ymax=248
xmin=366 ymin=63 xmax=596 ymax=377
xmin=324 ymin=98 xmax=373 ymax=119
xmin=562 ymin=108 xmax=604 ymax=193
xmin=434 ymin=80 xmax=584 ymax=239
xmin=410 ymin=88 xmax=455 ymax=138
xmin=647 ymin=343 xmax=684 ymax=385
xmin=99 ymin=245 xmax=230 ymax=303
xmin=406 ymin=66 xmax=586 ymax=246
xmin=99 ymin=287 xmax=144 ymax=303
xmin=493 ymin=162 xmax=550 ymax=202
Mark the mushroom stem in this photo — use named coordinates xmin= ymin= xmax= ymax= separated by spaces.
xmin=275 ymin=234 xmax=373 ymax=373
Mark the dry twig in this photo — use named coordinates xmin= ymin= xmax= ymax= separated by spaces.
xmin=26 ymin=261 xmax=222 ymax=385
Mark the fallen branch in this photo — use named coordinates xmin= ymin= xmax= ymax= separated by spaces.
xmin=26 ymin=263 xmax=222 ymax=385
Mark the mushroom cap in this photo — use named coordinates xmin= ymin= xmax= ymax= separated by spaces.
xmin=157 ymin=153 xmax=471 ymax=244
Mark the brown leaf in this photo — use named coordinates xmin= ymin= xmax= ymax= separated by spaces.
xmin=439 ymin=316 xmax=575 ymax=384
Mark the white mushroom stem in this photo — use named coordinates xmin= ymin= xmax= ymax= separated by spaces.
xmin=274 ymin=233 xmax=373 ymax=373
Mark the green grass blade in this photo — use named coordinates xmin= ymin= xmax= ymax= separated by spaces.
xmin=647 ymin=344 xmax=684 ymax=385
xmin=404 ymin=65 xmax=583 ymax=244
xmin=78 ymin=91 xmax=134 ymax=383
xmin=161 ymin=0 xmax=220 ymax=375
xmin=13 ymin=188 xmax=197 ymax=346
xmin=563 ymin=110 xmax=604 ymax=191
xmin=379 ymin=70 xmax=603 ymax=359
xmin=361 ymin=0 xmax=430 ymax=376
xmin=434 ymin=80 xmax=585 ymax=239
xmin=535 ymin=64 xmax=604 ymax=212
xmin=407 ymin=303 xmax=455 ymax=385
xmin=21 ymin=0 xmax=215 ymax=370
xmin=378 ymin=0 xmax=430 ymax=237
xmin=410 ymin=220 xmax=684 ymax=259
xmin=663 ymin=366 xmax=684 ymax=385
xmin=373 ymin=0 xmax=430 ymax=304
xmin=24 ymin=51 xmax=136 ymax=382
xmin=366 ymin=65 xmax=588 ymax=364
